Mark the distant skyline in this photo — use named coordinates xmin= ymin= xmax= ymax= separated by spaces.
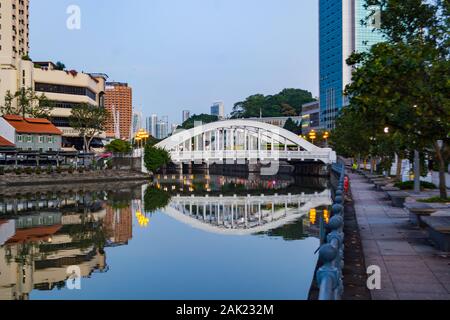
xmin=30 ymin=0 xmax=319 ymax=121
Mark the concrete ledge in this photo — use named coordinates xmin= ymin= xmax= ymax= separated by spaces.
xmin=422 ymin=216 xmax=450 ymax=252
xmin=387 ymin=191 xmax=410 ymax=208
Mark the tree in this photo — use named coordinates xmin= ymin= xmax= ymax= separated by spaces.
xmin=144 ymin=144 xmax=171 ymax=173
xmin=55 ymin=61 xmax=66 ymax=71
xmin=0 ymin=87 xmax=54 ymax=118
xmin=283 ymin=118 xmax=302 ymax=135
xmin=343 ymin=0 xmax=449 ymax=198
xmin=69 ymin=104 xmax=109 ymax=152
xmin=180 ymin=114 xmax=218 ymax=130
xmin=0 ymin=91 xmax=16 ymax=116
xmin=105 ymin=139 xmax=132 ymax=153
xmin=231 ymin=89 xmax=315 ymax=118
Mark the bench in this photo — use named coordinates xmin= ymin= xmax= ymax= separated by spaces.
xmin=373 ymin=179 xmax=391 ymax=190
xmin=366 ymin=174 xmax=384 ymax=180
xmin=421 ymin=216 xmax=450 ymax=252
xmin=387 ymin=191 xmax=410 ymax=208
xmin=380 ymin=186 xmax=400 ymax=200
xmin=404 ymin=203 xmax=437 ymax=227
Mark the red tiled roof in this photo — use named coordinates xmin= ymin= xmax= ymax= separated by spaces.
xmin=0 ymin=135 xmax=14 ymax=147
xmin=6 ymin=225 xmax=62 ymax=244
xmin=3 ymin=115 xmax=62 ymax=135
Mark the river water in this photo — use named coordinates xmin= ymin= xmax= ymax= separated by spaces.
xmin=0 ymin=173 xmax=332 ymax=300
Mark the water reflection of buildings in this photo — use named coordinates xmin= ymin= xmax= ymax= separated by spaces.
xmin=0 ymin=191 xmax=135 ymax=300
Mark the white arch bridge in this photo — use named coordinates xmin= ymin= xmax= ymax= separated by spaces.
xmin=156 ymin=120 xmax=336 ymax=165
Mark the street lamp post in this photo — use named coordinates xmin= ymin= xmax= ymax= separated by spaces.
xmin=323 ymin=131 xmax=330 ymax=147
xmin=309 ymin=130 xmax=317 ymax=145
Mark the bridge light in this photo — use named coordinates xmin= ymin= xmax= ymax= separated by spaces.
xmin=309 ymin=208 xmax=317 ymax=224
xmin=323 ymin=209 xmax=330 ymax=224
xmin=309 ymin=130 xmax=317 ymax=144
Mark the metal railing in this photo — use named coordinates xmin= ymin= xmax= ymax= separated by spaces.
xmin=316 ymin=163 xmax=346 ymax=300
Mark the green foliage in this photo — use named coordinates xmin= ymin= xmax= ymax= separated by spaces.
xmin=35 ymin=167 xmax=42 ymax=175
xmin=144 ymin=187 xmax=172 ymax=213
xmin=394 ymin=181 xmax=437 ymax=190
xmin=180 ymin=114 xmax=219 ymax=130
xmin=0 ymin=167 xmax=4 ymax=175
xmin=55 ymin=61 xmax=66 ymax=70
xmin=69 ymin=103 xmax=109 ymax=152
xmin=341 ymin=0 xmax=449 ymax=198
xmin=283 ymin=118 xmax=302 ymax=135
xmin=144 ymin=144 xmax=171 ymax=173
xmin=231 ymin=89 xmax=315 ymax=118
xmin=0 ymin=88 xmax=54 ymax=118
xmin=105 ymin=139 xmax=132 ymax=153
xmin=25 ymin=167 xmax=32 ymax=175
xmin=22 ymin=54 xmax=32 ymax=61
xmin=15 ymin=167 xmax=22 ymax=175
xmin=418 ymin=197 xmax=450 ymax=204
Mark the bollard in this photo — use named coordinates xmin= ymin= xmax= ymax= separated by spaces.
xmin=335 ymin=195 xmax=343 ymax=204
xmin=332 ymin=203 xmax=344 ymax=216
xmin=316 ymin=244 xmax=340 ymax=300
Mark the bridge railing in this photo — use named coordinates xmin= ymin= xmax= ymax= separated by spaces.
xmin=168 ymin=150 xmax=334 ymax=163
xmin=316 ymin=163 xmax=346 ymax=300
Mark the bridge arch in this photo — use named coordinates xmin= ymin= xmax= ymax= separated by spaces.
xmin=156 ymin=120 xmax=336 ymax=164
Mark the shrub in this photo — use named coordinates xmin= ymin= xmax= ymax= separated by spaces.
xmin=35 ymin=167 xmax=42 ymax=175
xmin=105 ymin=139 xmax=132 ymax=154
xmin=68 ymin=166 xmax=74 ymax=174
xmin=25 ymin=167 xmax=33 ymax=175
xmin=394 ymin=181 xmax=437 ymax=190
xmin=15 ymin=167 xmax=23 ymax=175
xmin=78 ymin=167 xmax=85 ymax=173
xmin=0 ymin=167 xmax=4 ymax=175
xmin=418 ymin=197 xmax=450 ymax=204
xmin=56 ymin=166 xmax=63 ymax=174
xmin=46 ymin=166 xmax=53 ymax=174
xmin=144 ymin=145 xmax=171 ymax=173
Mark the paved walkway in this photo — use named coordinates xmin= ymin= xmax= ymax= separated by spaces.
xmin=349 ymin=173 xmax=450 ymax=300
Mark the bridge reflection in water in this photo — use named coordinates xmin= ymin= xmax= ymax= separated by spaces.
xmin=152 ymin=173 xmax=332 ymax=236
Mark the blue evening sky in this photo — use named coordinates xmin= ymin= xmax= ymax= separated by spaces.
xmin=30 ymin=0 xmax=318 ymax=125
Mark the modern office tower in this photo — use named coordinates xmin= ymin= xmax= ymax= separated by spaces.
xmin=146 ymin=114 xmax=158 ymax=138
xmin=210 ymin=101 xmax=225 ymax=119
xmin=182 ymin=110 xmax=190 ymax=123
xmin=104 ymin=82 xmax=133 ymax=140
xmin=156 ymin=119 xmax=169 ymax=140
xmin=132 ymin=112 xmax=143 ymax=138
xmin=319 ymin=0 xmax=384 ymax=129
xmin=301 ymin=101 xmax=321 ymax=133
xmin=0 ymin=0 xmax=33 ymax=110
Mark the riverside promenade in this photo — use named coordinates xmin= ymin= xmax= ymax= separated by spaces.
xmin=349 ymin=173 xmax=450 ymax=300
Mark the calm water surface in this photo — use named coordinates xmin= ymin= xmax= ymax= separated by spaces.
xmin=0 ymin=174 xmax=332 ymax=300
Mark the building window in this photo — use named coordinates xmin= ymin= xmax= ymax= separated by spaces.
xmin=35 ymin=82 xmax=97 ymax=101
xmin=38 ymin=136 xmax=44 ymax=143
xmin=47 ymin=136 xmax=52 ymax=143
xmin=17 ymin=135 xmax=23 ymax=142
xmin=27 ymin=135 xmax=32 ymax=143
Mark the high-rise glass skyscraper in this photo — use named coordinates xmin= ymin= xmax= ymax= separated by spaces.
xmin=146 ymin=114 xmax=158 ymax=138
xmin=319 ymin=0 xmax=384 ymax=129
